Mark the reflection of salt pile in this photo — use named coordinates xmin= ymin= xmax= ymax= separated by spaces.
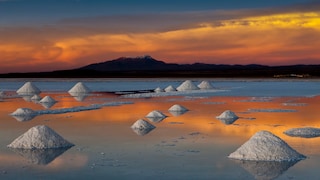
xmin=228 ymin=131 xmax=306 ymax=161
xmin=31 ymin=94 xmax=42 ymax=101
xmin=16 ymin=82 xmax=41 ymax=95
xmin=176 ymin=80 xmax=199 ymax=91
xmin=232 ymin=159 xmax=300 ymax=180
xmin=197 ymin=80 xmax=213 ymax=89
xmin=131 ymin=119 xmax=156 ymax=136
xmin=154 ymin=87 xmax=164 ymax=93
xmin=146 ymin=110 xmax=167 ymax=123
xmin=39 ymin=96 xmax=57 ymax=108
xmin=168 ymin=104 xmax=188 ymax=116
xmin=8 ymin=125 xmax=74 ymax=149
xmin=10 ymin=147 xmax=72 ymax=165
xmin=284 ymin=127 xmax=320 ymax=138
xmin=216 ymin=110 xmax=239 ymax=125
xmin=164 ymin=85 xmax=176 ymax=92
xmin=68 ymin=82 xmax=91 ymax=101
xmin=10 ymin=108 xmax=37 ymax=122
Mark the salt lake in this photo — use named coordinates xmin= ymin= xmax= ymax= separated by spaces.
xmin=0 ymin=78 xmax=320 ymax=179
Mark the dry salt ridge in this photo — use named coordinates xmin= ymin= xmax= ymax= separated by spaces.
xmin=228 ymin=131 xmax=306 ymax=161
xmin=146 ymin=110 xmax=167 ymax=123
xmin=216 ymin=110 xmax=239 ymax=125
xmin=284 ymin=127 xmax=320 ymax=138
xmin=131 ymin=119 xmax=156 ymax=136
xmin=8 ymin=125 xmax=74 ymax=149
xmin=16 ymin=82 xmax=41 ymax=95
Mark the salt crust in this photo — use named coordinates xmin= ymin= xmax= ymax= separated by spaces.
xmin=16 ymin=82 xmax=41 ymax=95
xmin=197 ymin=81 xmax=213 ymax=89
xmin=7 ymin=125 xmax=74 ymax=149
xmin=228 ymin=130 xmax=306 ymax=161
xmin=168 ymin=104 xmax=188 ymax=112
xmin=176 ymin=80 xmax=199 ymax=91
xmin=284 ymin=127 xmax=320 ymax=138
xmin=131 ymin=119 xmax=156 ymax=130
xmin=68 ymin=82 xmax=91 ymax=93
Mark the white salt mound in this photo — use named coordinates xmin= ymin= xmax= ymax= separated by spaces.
xmin=284 ymin=127 xmax=320 ymax=138
xmin=131 ymin=119 xmax=156 ymax=130
xmin=228 ymin=130 xmax=306 ymax=161
xmin=16 ymin=82 xmax=41 ymax=95
xmin=146 ymin=110 xmax=167 ymax=118
xmin=216 ymin=110 xmax=239 ymax=120
xmin=164 ymin=85 xmax=176 ymax=92
xmin=168 ymin=104 xmax=188 ymax=112
xmin=68 ymin=82 xmax=91 ymax=93
xmin=7 ymin=125 xmax=74 ymax=149
xmin=39 ymin=96 xmax=56 ymax=103
xmin=176 ymin=80 xmax=199 ymax=91
xmin=154 ymin=87 xmax=164 ymax=93
xmin=11 ymin=108 xmax=36 ymax=116
xmin=31 ymin=94 xmax=41 ymax=101
xmin=0 ymin=91 xmax=4 ymax=97
xmin=197 ymin=80 xmax=213 ymax=89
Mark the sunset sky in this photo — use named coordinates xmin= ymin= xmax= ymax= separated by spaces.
xmin=1 ymin=0 xmax=320 ymax=73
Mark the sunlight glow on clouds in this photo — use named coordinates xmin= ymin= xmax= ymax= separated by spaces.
xmin=0 ymin=7 xmax=320 ymax=73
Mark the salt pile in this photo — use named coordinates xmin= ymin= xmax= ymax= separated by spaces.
xmin=176 ymin=80 xmax=199 ymax=91
xmin=10 ymin=107 xmax=37 ymax=121
xmin=197 ymin=80 xmax=213 ymax=89
xmin=0 ymin=91 xmax=4 ymax=97
xmin=16 ymin=82 xmax=41 ymax=95
xmin=131 ymin=119 xmax=156 ymax=135
xmin=39 ymin=96 xmax=56 ymax=103
xmin=216 ymin=110 xmax=239 ymax=125
xmin=154 ymin=87 xmax=164 ymax=93
xmin=228 ymin=131 xmax=306 ymax=161
xmin=146 ymin=110 xmax=167 ymax=123
xmin=11 ymin=108 xmax=36 ymax=117
xmin=31 ymin=94 xmax=42 ymax=101
xmin=7 ymin=125 xmax=74 ymax=149
xmin=164 ymin=85 xmax=176 ymax=92
xmin=168 ymin=104 xmax=188 ymax=116
xmin=284 ymin=127 xmax=320 ymax=138
xmin=68 ymin=82 xmax=91 ymax=93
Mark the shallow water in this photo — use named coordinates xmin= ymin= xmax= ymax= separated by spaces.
xmin=0 ymin=79 xmax=320 ymax=179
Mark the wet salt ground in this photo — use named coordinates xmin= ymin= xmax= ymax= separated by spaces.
xmin=1 ymin=79 xmax=320 ymax=179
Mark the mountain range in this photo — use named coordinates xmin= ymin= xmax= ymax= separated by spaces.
xmin=1 ymin=55 xmax=319 ymax=78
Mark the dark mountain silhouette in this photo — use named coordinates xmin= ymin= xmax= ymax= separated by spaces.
xmin=1 ymin=55 xmax=319 ymax=78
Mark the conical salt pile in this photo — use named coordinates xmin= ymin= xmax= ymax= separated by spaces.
xmin=68 ymin=82 xmax=91 ymax=93
xmin=168 ymin=104 xmax=188 ymax=112
xmin=164 ymin=85 xmax=176 ymax=92
xmin=131 ymin=119 xmax=156 ymax=130
xmin=7 ymin=125 xmax=74 ymax=149
xmin=176 ymin=80 xmax=199 ymax=91
xmin=154 ymin=87 xmax=163 ymax=93
xmin=216 ymin=110 xmax=239 ymax=125
xmin=146 ymin=110 xmax=167 ymax=123
xmin=197 ymin=80 xmax=213 ymax=89
xmin=11 ymin=108 xmax=36 ymax=116
xmin=0 ymin=91 xmax=4 ymax=97
xmin=228 ymin=131 xmax=306 ymax=161
xmin=31 ymin=94 xmax=42 ymax=101
xmin=39 ymin=96 xmax=56 ymax=103
xmin=146 ymin=110 xmax=167 ymax=118
xmin=16 ymin=82 xmax=41 ymax=95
